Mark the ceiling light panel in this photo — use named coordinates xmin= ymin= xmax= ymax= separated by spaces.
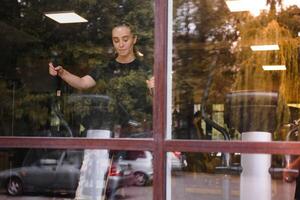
xmin=250 ymin=45 xmax=280 ymax=51
xmin=45 ymin=12 xmax=88 ymax=24
xmin=262 ymin=65 xmax=286 ymax=71
xmin=225 ymin=0 xmax=250 ymax=12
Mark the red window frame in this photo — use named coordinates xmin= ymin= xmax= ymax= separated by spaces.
xmin=1 ymin=1 xmax=300 ymax=199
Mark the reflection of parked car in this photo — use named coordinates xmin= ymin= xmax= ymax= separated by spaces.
xmin=171 ymin=151 xmax=188 ymax=171
xmin=114 ymin=150 xmax=187 ymax=186
xmin=115 ymin=151 xmax=153 ymax=186
xmin=0 ymin=149 xmax=134 ymax=197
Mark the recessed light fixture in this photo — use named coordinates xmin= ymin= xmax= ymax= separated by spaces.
xmin=262 ymin=65 xmax=286 ymax=71
xmin=44 ymin=11 xmax=88 ymax=24
xmin=298 ymin=32 xmax=300 ymax=37
xmin=225 ymin=0 xmax=267 ymax=16
xmin=225 ymin=0 xmax=249 ymax=12
xmin=250 ymin=44 xmax=279 ymax=51
xmin=288 ymin=104 xmax=300 ymax=108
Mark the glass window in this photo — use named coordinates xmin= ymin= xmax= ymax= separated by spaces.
xmin=167 ymin=151 xmax=299 ymax=200
xmin=0 ymin=148 xmax=153 ymax=199
xmin=171 ymin=0 xmax=300 ymax=142
xmin=0 ymin=0 xmax=154 ymax=138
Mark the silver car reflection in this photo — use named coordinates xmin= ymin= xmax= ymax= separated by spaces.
xmin=0 ymin=149 xmax=134 ymax=197
xmin=115 ymin=150 xmax=187 ymax=186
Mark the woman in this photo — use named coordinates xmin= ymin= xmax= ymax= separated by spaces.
xmin=49 ymin=23 xmax=154 ymax=199
xmin=49 ymin=22 xmax=154 ymax=92
xmin=49 ymin=22 xmax=154 ymax=133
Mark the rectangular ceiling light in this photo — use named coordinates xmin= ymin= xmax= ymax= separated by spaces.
xmin=250 ymin=44 xmax=280 ymax=51
xmin=288 ymin=104 xmax=300 ymax=108
xmin=225 ymin=0 xmax=267 ymax=16
xmin=262 ymin=65 xmax=286 ymax=71
xmin=44 ymin=11 xmax=88 ymax=24
xmin=225 ymin=0 xmax=249 ymax=12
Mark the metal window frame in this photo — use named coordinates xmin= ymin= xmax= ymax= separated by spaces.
xmin=1 ymin=1 xmax=300 ymax=199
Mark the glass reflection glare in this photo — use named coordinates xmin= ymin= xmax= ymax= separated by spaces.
xmin=172 ymin=0 xmax=300 ymax=141
xmin=168 ymin=152 xmax=298 ymax=200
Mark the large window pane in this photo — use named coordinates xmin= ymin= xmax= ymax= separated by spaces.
xmin=0 ymin=0 xmax=154 ymax=138
xmin=0 ymin=148 xmax=153 ymax=199
xmin=167 ymin=151 xmax=298 ymax=200
xmin=171 ymin=0 xmax=300 ymax=141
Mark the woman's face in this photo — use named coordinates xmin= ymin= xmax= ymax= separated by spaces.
xmin=112 ymin=26 xmax=137 ymax=59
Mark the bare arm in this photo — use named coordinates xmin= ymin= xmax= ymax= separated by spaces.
xmin=49 ymin=62 xmax=96 ymax=90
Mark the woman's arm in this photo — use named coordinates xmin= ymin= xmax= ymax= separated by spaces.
xmin=49 ymin=62 xmax=96 ymax=90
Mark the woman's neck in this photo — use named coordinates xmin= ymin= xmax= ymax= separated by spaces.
xmin=116 ymin=54 xmax=136 ymax=64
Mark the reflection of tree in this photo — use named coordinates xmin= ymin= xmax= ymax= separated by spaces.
xmin=172 ymin=0 xmax=238 ymax=142
xmin=267 ymin=0 xmax=282 ymax=17
xmin=0 ymin=80 xmax=14 ymax=135
xmin=173 ymin=0 xmax=300 ymax=140
xmin=173 ymin=0 xmax=238 ymax=104
xmin=232 ymin=4 xmax=300 ymax=139
xmin=0 ymin=0 xmax=154 ymax=136
xmin=277 ymin=6 xmax=300 ymax=102
xmin=171 ymin=0 xmax=300 ymax=172
xmin=234 ymin=19 xmax=300 ymax=94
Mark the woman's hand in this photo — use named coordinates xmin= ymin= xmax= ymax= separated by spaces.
xmin=146 ymin=76 xmax=154 ymax=95
xmin=49 ymin=62 xmax=64 ymax=77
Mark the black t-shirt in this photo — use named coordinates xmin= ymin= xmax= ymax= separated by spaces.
xmin=88 ymin=59 xmax=152 ymax=128
xmin=89 ymin=59 xmax=149 ymax=81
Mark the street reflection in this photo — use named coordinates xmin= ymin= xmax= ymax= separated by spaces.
xmin=0 ymin=148 xmax=153 ymax=200
xmin=168 ymin=152 xmax=298 ymax=200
